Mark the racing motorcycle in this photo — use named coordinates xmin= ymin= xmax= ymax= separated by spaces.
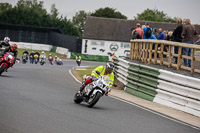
xmin=55 ymin=59 xmax=63 ymax=65
xmin=0 ymin=52 xmax=15 ymax=75
xmin=48 ymin=56 xmax=53 ymax=65
xmin=74 ymin=71 xmax=111 ymax=108
xmin=76 ymin=58 xmax=81 ymax=66
xmin=22 ymin=53 xmax=28 ymax=64
xmin=40 ymin=56 xmax=46 ymax=65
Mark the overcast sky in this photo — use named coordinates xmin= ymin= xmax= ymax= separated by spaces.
xmin=2 ymin=0 xmax=200 ymax=24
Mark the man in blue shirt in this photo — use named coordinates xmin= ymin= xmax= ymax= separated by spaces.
xmin=143 ymin=22 xmax=153 ymax=39
xmin=158 ymin=28 xmax=165 ymax=40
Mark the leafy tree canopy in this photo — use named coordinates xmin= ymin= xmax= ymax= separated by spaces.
xmin=91 ymin=7 xmax=127 ymax=19
xmin=0 ymin=0 xmax=81 ymax=37
xmin=72 ymin=10 xmax=90 ymax=36
xmin=134 ymin=8 xmax=177 ymax=23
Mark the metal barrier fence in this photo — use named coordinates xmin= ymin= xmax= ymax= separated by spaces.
xmin=113 ymin=57 xmax=200 ymax=117
xmin=130 ymin=39 xmax=200 ymax=73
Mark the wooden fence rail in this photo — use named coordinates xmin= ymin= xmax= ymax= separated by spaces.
xmin=130 ymin=39 xmax=200 ymax=73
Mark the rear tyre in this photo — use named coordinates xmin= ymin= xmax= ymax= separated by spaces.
xmin=88 ymin=92 xmax=102 ymax=108
xmin=74 ymin=92 xmax=83 ymax=104
xmin=0 ymin=64 xmax=7 ymax=75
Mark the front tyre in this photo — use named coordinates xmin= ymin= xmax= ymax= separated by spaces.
xmin=74 ymin=92 xmax=83 ymax=104
xmin=0 ymin=64 xmax=7 ymax=75
xmin=88 ymin=92 xmax=102 ymax=108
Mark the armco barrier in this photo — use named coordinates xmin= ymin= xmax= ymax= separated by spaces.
xmin=15 ymin=42 xmax=52 ymax=51
xmin=114 ymin=57 xmax=200 ymax=117
xmin=126 ymin=63 xmax=159 ymax=101
xmin=56 ymin=47 xmax=69 ymax=55
xmin=12 ymin=41 xmax=69 ymax=57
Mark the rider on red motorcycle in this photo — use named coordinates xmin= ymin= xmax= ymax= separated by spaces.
xmin=3 ymin=43 xmax=18 ymax=60
xmin=48 ymin=53 xmax=53 ymax=64
xmin=0 ymin=43 xmax=18 ymax=73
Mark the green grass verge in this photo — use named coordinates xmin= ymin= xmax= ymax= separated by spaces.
xmin=76 ymin=67 xmax=96 ymax=80
xmin=17 ymin=49 xmax=65 ymax=59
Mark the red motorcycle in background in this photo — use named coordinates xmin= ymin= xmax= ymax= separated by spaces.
xmin=0 ymin=52 xmax=15 ymax=75
xmin=48 ymin=56 xmax=53 ymax=65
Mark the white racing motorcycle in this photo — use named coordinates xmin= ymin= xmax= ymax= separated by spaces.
xmin=40 ymin=55 xmax=46 ymax=65
xmin=74 ymin=71 xmax=111 ymax=108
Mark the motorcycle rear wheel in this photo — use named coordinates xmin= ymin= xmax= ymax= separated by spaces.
xmin=88 ymin=92 xmax=102 ymax=108
xmin=0 ymin=64 xmax=7 ymax=75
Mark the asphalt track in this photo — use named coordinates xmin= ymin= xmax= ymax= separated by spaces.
xmin=0 ymin=60 xmax=199 ymax=133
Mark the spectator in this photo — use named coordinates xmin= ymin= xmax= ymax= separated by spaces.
xmin=135 ymin=23 xmax=144 ymax=38
xmin=158 ymin=28 xmax=165 ymax=40
xmin=141 ymin=25 xmax=146 ymax=30
xmin=153 ymin=28 xmax=159 ymax=39
xmin=182 ymin=18 xmax=197 ymax=67
xmin=132 ymin=28 xmax=142 ymax=39
xmin=172 ymin=18 xmax=183 ymax=64
xmin=143 ymin=22 xmax=153 ymax=39
xmin=158 ymin=28 xmax=168 ymax=57
xmin=167 ymin=31 xmax=173 ymax=41
xmin=163 ymin=30 xmax=168 ymax=40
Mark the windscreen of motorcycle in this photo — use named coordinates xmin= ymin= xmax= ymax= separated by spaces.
xmin=103 ymin=75 xmax=110 ymax=85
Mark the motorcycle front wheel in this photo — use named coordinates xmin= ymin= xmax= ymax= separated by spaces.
xmin=74 ymin=92 xmax=83 ymax=104
xmin=88 ymin=92 xmax=102 ymax=108
xmin=0 ymin=64 xmax=7 ymax=75
xmin=40 ymin=62 xmax=44 ymax=65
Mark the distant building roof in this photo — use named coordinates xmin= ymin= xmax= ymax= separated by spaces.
xmin=83 ymin=16 xmax=200 ymax=42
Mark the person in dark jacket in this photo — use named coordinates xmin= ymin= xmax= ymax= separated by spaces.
xmin=172 ymin=18 xmax=183 ymax=64
xmin=181 ymin=18 xmax=197 ymax=67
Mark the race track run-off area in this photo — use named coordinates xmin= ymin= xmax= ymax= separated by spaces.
xmin=0 ymin=60 xmax=199 ymax=133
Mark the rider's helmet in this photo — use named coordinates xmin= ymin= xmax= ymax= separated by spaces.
xmin=4 ymin=37 xmax=10 ymax=43
xmin=106 ymin=62 xmax=114 ymax=73
xmin=42 ymin=51 xmax=45 ymax=54
xmin=55 ymin=56 xmax=57 ymax=58
xmin=11 ymin=43 xmax=18 ymax=51
xmin=49 ymin=53 xmax=52 ymax=56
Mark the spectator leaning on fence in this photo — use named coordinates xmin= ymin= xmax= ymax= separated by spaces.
xmin=158 ymin=28 xmax=165 ymax=40
xmin=153 ymin=28 xmax=159 ymax=39
xmin=172 ymin=18 xmax=183 ymax=64
xmin=182 ymin=18 xmax=197 ymax=67
xmin=143 ymin=22 xmax=153 ymax=39
xmin=135 ymin=23 xmax=144 ymax=39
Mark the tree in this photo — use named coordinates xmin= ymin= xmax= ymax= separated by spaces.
xmin=72 ymin=10 xmax=89 ymax=31
xmin=50 ymin=3 xmax=59 ymax=18
xmin=91 ymin=7 xmax=127 ymax=19
xmin=0 ymin=0 xmax=81 ymax=37
xmin=134 ymin=8 xmax=176 ymax=23
xmin=0 ymin=3 xmax=12 ymax=11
